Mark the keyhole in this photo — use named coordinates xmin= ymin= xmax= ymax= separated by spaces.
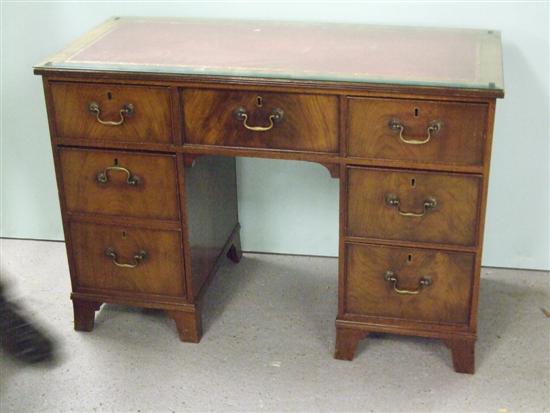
xmin=107 ymin=92 xmax=113 ymax=100
xmin=414 ymin=107 xmax=419 ymax=117
xmin=410 ymin=178 xmax=416 ymax=188
xmin=114 ymin=158 xmax=119 ymax=166
xmin=407 ymin=254 xmax=413 ymax=263
xmin=121 ymin=231 xmax=127 ymax=239
xmin=256 ymin=96 xmax=263 ymax=107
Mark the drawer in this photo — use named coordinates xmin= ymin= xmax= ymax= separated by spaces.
xmin=182 ymin=89 xmax=339 ymax=152
xmin=50 ymin=82 xmax=173 ymax=144
xmin=345 ymin=243 xmax=474 ymax=325
xmin=59 ymin=148 xmax=180 ymax=221
xmin=347 ymin=167 xmax=481 ymax=246
xmin=69 ymin=221 xmax=185 ymax=297
xmin=347 ymin=97 xmax=488 ymax=166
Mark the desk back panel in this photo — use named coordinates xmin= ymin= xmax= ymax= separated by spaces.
xmin=184 ymin=156 xmax=239 ymax=299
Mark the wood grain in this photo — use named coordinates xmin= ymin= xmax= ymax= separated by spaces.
xmin=59 ymin=148 xmax=180 ymax=221
xmin=345 ymin=243 xmax=475 ymax=324
xmin=182 ymin=89 xmax=339 ymax=152
xmin=347 ymin=167 xmax=482 ymax=246
xmin=50 ymin=81 xmax=173 ymax=143
xmin=347 ymin=97 xmax=488 ymax=166
xmin=69 ymin=220 xmax=186 ymax=297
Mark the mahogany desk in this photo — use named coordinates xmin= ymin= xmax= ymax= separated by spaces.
xmin=34 ymin=17 xmax=504 ymax=374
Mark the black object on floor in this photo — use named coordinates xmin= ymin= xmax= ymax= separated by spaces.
xmin=0 ymin=287 xmax=55 ymax=364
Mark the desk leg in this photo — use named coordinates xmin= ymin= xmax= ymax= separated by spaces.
xmin=334 ymin=326 xmax=368 ymax=361
xmin=166 ymin=308 xmax=202 ymax=343
xmin=444 ymin=338 xmax=475 ymax=374
xmin=72 ymin=299 xmax=103 ymax=332
xmin=226 ymin=230 xmax=242 ymax=263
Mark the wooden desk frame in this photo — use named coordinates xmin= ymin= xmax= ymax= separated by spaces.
xmin=36 ymin=65 xmax=501 ymax=374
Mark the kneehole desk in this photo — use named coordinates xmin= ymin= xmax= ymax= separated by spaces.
xmin=34 ymin=17 xmax=504 ymax=374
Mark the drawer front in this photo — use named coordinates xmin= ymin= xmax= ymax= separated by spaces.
xmin=70 ymin=221 xmax=185 ymax=297
xmin=347 ymin=97 xmax=488 ymax=165
xmin=50 ymin=82 xmax=173 ymax=144
xmin=345 ymin=243 xmax=474 ymax=325
xmin=59 ymin=149 xmax=180 ymax=221
xmin=182 ymin=89 xmax=339 ymax=152
xmin=347 ymin=167 xmax=481 ymax=246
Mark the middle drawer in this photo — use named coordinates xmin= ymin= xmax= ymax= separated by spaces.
xmin=59 ymin=148 xmax=180 ymax=221
xmin=347 ymin=166 xmax=482 ymax=246
xmin=182 ymin=89 xmax=339 ymax=153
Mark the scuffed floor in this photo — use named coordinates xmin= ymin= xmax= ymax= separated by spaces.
xmin=0 ymin=238 xmax=548 ymax=412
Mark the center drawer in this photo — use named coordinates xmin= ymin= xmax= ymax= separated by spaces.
xmin=347 ymin=167 xmax=482 ymax=246
xmin=182 ymin=89 xmax=339 ymax=153
xmin=69 ymin=220 xmax=185 ymax=297
xmin=59 ymin=148 xmax=180 ymax=221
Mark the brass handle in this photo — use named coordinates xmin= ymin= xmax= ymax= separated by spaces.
xmin=96 ymin=165 xmax=140 ymax=186
xmin=384 ymin=271 xmax=432 ymax=295
xmin=233 ymin=106 xmax=284 ymax=132
xmin=88 ymin=101 xmax=134 ymax=126
xmin=104 ymin=247 xmax=147 ymax=268
xmin=385 ymin=194 xmax=437 ymax=217
xmin=388 ymin=119 xmax=441 ymax=145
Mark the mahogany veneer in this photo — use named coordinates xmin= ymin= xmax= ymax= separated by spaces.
xmin=35 ymin=17 xmax=504 ymax=374
xmin=183 ymin=89 xmax=339 ymax=152
xmin=69 ymin=220 xmax=186 ymax=296
xmin=59 ymin=148 xmax=180 ymax=221
xmin=347 ymin=167 xmax=482 ymax=246
xmin=347 ymin=97 xmax=489 ymax=165
xmin=50 ymin=82 xmax=174 ymax=144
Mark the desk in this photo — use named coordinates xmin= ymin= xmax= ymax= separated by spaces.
xmin=34 ymin=17 xmax=504 ymax=374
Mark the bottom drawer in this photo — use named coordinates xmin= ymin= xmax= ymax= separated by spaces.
xmin=345 ymin=243 xmax=475 ymax=325
xmin=69 ymin=221 xmax=185 ymax=297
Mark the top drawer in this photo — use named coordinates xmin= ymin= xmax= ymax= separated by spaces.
xmin=50 ymin=82 xmax=173 ymax=144
xmin=347 ymin=97 xmax=488 ymax=166
xmin=182 ymin=89 xmax=339 ymax=153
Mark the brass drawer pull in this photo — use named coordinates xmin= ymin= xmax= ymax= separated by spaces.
xmin=388 ymin=119 xmax=441 ymax=145
xmin=384 ymin=271 xmax=432 ymax=295
xmin=385 ymin=194 xmax=437 ymax=217
xmin=104 ymin=247 xmax=147 ymax=268
xmin=96 ymin=165 xmax=140 ymax=186
xmin=233 ymin=106 xmax=284 ymax=132
xmin=88 ymin=101 xmax=134 ymax=126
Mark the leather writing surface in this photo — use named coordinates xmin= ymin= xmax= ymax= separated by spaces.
xmin=37 ymin=17 xmax=503 ymax=90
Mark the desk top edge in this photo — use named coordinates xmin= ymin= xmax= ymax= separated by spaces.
xmin=34 ymin=16 xmax=505 ymax=97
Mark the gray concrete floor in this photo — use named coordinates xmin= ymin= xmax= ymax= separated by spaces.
xmin=0 ymin=238 xmax=548 ymax=412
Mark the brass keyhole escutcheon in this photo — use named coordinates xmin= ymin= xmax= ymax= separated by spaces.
xmin=256 ymin=96 xmax=263 ymax=107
